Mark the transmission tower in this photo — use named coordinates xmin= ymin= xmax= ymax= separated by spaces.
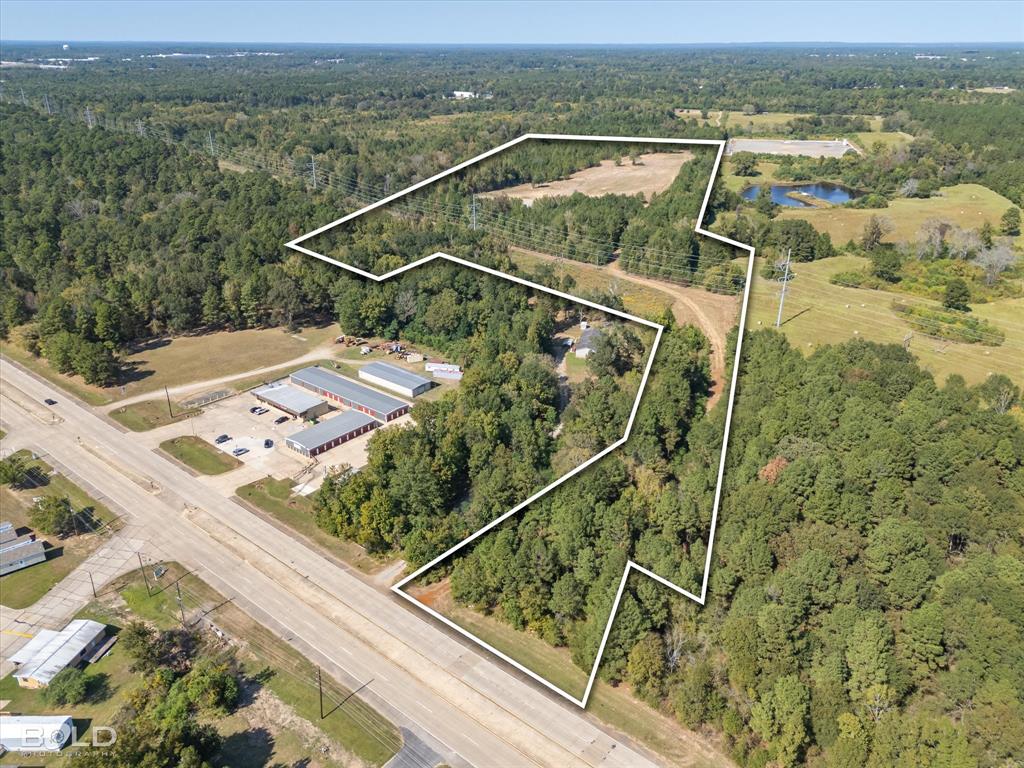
xmin=775 ymin=248 xmax=792 ymax=328
xmin=84 ymin=107 xmax=95 ymax=129
xmin=307 ymin=156 xmax=318 ymax=189
xmin=43 ymin=94 xmax=52 ymax=115
xmin=470 ymin=195 xmax=478 ymax=230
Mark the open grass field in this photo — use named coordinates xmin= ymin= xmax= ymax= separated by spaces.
xmin=118 ymin=324 xmax=338 ymax=399
xmin=479 ymin=151 xmax=694 ymax=205
xmin=852 ymin=131 xmax=914 ymax=150
xmin=3 ymin=325 xmax=338 ymax=408
xmin=235 ymin=477 xmax=384 ymax=574
xmin=776 ymin=183 xmax=1019 ymax=246
xmin=721 ymin=160 xmax=785 ymax=193
xmin=746 ymin=255 xmax=1024 ymax=386
xmin=725 ymin=111 xmax=810 ymax=131
xmin=409 ymin=581 xmax=729 ymax=767
xmin=110 ymin=398 xmax=201 ymax=431
xmin=159 ymin=435 xmax=243 ymax=475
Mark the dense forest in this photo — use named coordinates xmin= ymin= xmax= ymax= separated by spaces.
xmin=449 ymin=331 xmax=1024 ymax=768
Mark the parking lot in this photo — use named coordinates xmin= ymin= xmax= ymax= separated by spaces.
xmin=144 ymin=385 xmax=411 ymax=494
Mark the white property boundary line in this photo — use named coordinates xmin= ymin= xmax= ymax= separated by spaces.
xmin=286 ymin=134 xmax=756 ymax=708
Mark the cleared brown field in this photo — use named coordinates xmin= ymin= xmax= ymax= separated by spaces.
xmin=480 ymin=151 xmax=694 ymax=205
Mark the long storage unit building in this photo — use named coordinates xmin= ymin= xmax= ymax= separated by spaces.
xmin=285 ymin=410 xmax=378 ymax=457
xmin=290 ymin=366 xmax=409 ymax=422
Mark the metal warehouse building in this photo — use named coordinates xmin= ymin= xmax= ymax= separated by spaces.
xmin=11 ymin=619 xmax=108 ymax=688
xmin=358 ymin=361 xmax=432 ymax=398
xmin=291 ymin=366 xmax=409 ymax=422
xmin=0 ymin=715 xmax=74 ymax=753
xmin=253 ymin=383 xmax=330 ymax=420
xmin=285 ymin=411 xmax=378 ymax=457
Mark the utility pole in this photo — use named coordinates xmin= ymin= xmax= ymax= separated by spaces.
xmin=775 ymin=248 xmax=792 ymax=328
xmin=135 ymin=119 xmax=146 ymax=137
xmin=470 ymin=195 xmax=478 ymax=231
xmin=175 ymin=582 xmax=186 ymax=626
xmin=317 ymin=666 xmax=324 ymax=719
xmin=88 ymin=572 xmax=97 ymax=598
xmin=308 ymin=156 xmax=318 ymax=190
xmin=43 ymin=94 xmax=52 ymax=115
xmin=207 ymin=131 xmax=216 ymax=157
xmin=384 ymin=173 xmax=391 ymax=195
xmin=19 ymin=87 xmax=27 ymax=106
xmin=164 ymin=386 xmax=173 ymax=419
xmin=137 ymin=552 xmax=151 ymax=596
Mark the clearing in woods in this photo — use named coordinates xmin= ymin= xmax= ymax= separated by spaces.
xmin=478 ymin=151 xmax=694 ymax=205
xmin=746 ymin=255 xmax=1024 ymax=386
xmin=509 ymin=247 xmax=739 ymax=406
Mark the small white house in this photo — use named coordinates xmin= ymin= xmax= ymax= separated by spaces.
xmin=0 ymin=715 xmax=74 ymax=752
xmin=575 ymin=328 xmax=602 ymax=359
xmin=452 ymin=90 xmax=478 ymax=100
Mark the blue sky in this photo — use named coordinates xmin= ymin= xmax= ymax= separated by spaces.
xmin=1 ymin=1 xmax=1020 ymax=45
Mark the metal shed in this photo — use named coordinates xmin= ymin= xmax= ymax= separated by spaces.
xmin=358 ymin=361 xmax=433 ymax=398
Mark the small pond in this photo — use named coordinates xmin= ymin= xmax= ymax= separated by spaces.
xmin=740 ymin=182 xmax=859 ymax=207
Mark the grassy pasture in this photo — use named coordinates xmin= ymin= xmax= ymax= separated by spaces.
xmin=776 ymin=184 xmax=1019 ymax=245
xmin=746 ymin=255 xmax=1024 ymax=386
xmin=852 ymin=131 xmax=913 ymax=150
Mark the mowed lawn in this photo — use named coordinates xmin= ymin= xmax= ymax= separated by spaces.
xmin=160 ymin=436 xmax=242 ymax=475
xmin=776 ymin=183 xmax=1019 ymax=245
xmin=110 ymin=399 xmax=200 ymax=432
xmin=746 ymin=255 xmax=1024 ymax=386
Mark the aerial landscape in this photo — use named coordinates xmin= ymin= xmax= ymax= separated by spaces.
xmin=0 ymin=2 xmax=1022 ymax=767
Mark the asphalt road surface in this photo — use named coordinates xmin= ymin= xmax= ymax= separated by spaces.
xmin=0 ymin=357 xmax=663 ymax=768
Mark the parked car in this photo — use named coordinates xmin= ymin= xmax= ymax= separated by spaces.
xmin=214 ymin=434 xmax=231 ymax=444
xmin=231 ymin=447 xmax=249 ymax=457
xmin=249 ymin=406 xmax=261 ymax=414
xmin=44 ymin=398 xmax=58 ymax=405
xmin=274 ymin=415 xmax=289 ymax=425
xmin=254 ymin=407 xmax=269 ymax=415
xmin=263 ymin=439 xmax=274 ymax=449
